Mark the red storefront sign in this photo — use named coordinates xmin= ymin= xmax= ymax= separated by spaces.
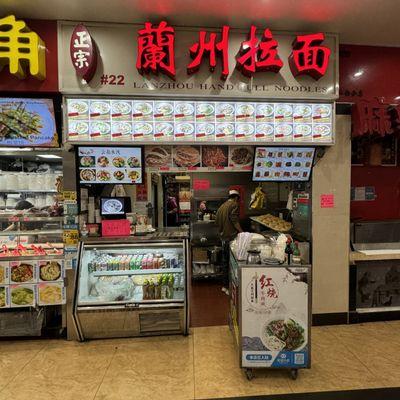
xmin=352 ymin=99 xmax=399 ymax=137
xmin=136 ymin=21 xmax=176 ymax=79
xmin=135 ymin=21 xmax=331 ymax=81
xmin=70 ymin=24 xmax=98 ymax=83
xmin=236 ymin=25 xmax=283 ymax=77
xmin=0 ymin=19 xmax=58 ymax=92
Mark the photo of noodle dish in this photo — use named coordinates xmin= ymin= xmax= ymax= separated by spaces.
xmin=90 ymin=101 xmax=111 ymax=115
xmin=111 ymin=101 xmax=131 ymax=116
xmin=197 ymin=103 xmax=214 ymax=116
xmin=39 ymin=261 xmax=62 ymax=281
xmin=256 ymin=103 xmax=274 ymax=117
xmin=68 ymin=100 xmax=88 ymax=115
xmin=113 ymin=171 xmax=125 ymax=181
xmin=261 ymin=316 xmax=306 ymax=352
xmin=97 ymin=170 xmax=111 ymax=182
xmin=69 ymin=121 xmax=89 ymax=135
xmin=111 ymin=122 xmax=132 ymax=137
xmin=174 ymin=102 xmax=194 ymax=117
xmin=155 ymin=102 xmax=173 ymax=117
xmin=90 ymin=122 xmax=111 ymax=135
xmin=133 ymin=102 xmax=153 ymax=116
xmin=313 ymin=104 xmax=331 ymax=119
xmin=216 ymin=103 xmax=234 ymax=117
xmin=293 ymin=105 xmax=312 ymax=118
xmin=38 ymin=283 xmax=64 ymax=305
xmin=80 ymin=169 xmax=95 ymax=182
xmin=0 ymin=287 xmax=7 ymax=308
xmin=128 ymin=170 xmax=141 ymax=182
xmin=80 ymin=156 xmax=95 ymax=167
xmin=112 ymin=156 xmax=125 ymax=168
xmin=127 ymin=156 xmax=140 ymax=167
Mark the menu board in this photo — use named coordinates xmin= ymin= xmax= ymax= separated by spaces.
xmin=66 ymin=99 xmax=334 ymax=145
xmin=0 ymin=260 xmax=65 ymax=308
xmin=78 ymin=146 xmax=143 ymax=184
xmin=144 ymin=145 xmax=254 ymax=172
xmin=252 ymin=147 xmax=315 ymax=182
xmin=0 ymin=98 xmax=59 ymax=147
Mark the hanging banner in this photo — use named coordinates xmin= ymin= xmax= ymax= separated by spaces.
xmin=58 ymin=21 xmax=338 ymax=100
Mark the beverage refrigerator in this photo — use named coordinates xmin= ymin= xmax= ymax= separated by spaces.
xmin=72 ymin=236 xmax=189 ymax=340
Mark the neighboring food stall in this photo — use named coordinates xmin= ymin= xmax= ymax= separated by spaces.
xmin=58 ymin=21 xmax=339 ymax=340
xmin=0 ymin=98 xmax=65 ymax=336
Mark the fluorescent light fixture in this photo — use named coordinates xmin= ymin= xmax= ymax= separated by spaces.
xmin=37 ymin=154 xmax=62 ymax=159
xmin=0 ymin=147 xmax=32 ymax=152
xmin=353 ymin=70 xmax=364 ymax=77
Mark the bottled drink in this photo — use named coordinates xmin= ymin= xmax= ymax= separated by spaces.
xmin=285 ymin=239 xmax=293 ymax=265
xmin=292 ymin=241 xmax=301 ymax=265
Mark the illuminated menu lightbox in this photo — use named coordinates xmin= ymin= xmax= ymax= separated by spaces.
xmin=252 ymin=146 xmax=316 ymax=182
xmin=66 ymin=98 xmax=334 ymax=145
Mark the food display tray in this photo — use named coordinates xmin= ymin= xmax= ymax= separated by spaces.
xmin=250 ymin=216 xmax=292 ymax=233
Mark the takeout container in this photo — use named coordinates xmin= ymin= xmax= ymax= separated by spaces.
xmin=10 ymin=284 xmax=36 ymax=307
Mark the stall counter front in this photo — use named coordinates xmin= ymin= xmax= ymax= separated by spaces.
xmin=72 ymin=231 xmax=189 ymax=340
xmin=229 ymin=250 xmax=311 ymax=380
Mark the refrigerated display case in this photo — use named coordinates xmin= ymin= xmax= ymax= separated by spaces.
xmin=73 ymin=236 xmax=189 ymax=340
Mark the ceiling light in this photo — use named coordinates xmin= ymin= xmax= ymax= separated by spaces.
xmin=37 ymin=154 xmax=62 ymax=159
xmin=395 ymin=96 xmax=400 ymax=101
xmin=353 ymin=70 xmax=364 ymax=77
xmin=0 ymin=147 xmax=32 ymax=152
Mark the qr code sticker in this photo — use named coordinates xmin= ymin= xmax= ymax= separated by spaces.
xmin=294 ymin=353 xmax=305 ymax=365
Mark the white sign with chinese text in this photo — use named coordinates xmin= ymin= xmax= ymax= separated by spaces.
xmin=241 ymin=266 xmax=310 ymax=368
xmin=58 ymin=21 xmax=338 ymax=100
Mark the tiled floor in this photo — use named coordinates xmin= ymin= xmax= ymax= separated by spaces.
xmin=1 ymin=322 xmax=400 ymax=400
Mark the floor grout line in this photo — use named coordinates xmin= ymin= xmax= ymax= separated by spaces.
xmin=92 ymin=345 xmax=118 ymax=400
xmin=326 ymin=327 xmax=382 ymax=378
xmin=0 ymin=343 xmax=48 ymax=394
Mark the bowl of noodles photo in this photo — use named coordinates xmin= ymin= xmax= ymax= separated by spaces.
xmin=260 ymin=315 xmax=306 ymax=352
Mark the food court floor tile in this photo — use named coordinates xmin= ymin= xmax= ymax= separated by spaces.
xmin=0 ymin=322 xmax=399 ymax=399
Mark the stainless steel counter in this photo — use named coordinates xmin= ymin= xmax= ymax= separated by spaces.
xmin=81 ymin=228 xmax=189 ymax=244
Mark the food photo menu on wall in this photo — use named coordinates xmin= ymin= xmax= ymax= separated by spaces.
xmin=66 ymin=99 xmax=334 ymax=145
xmin=78 ymin=146 xmax=143 ymax=184
xmin=252 ymin=147 xmax=316 ymax=182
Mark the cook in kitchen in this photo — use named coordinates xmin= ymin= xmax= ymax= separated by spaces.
xmin=216 ymin=190 xmax=243 ymax=289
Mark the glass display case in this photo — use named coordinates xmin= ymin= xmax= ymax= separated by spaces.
xmin=73 ymin=237 xmax=189 ymax=340
xmin=0 ymin=149 xmax=65 ymax=336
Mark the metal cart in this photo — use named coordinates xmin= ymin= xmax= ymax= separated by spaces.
xmin=229 ymin=250 xmax=311 ymax=380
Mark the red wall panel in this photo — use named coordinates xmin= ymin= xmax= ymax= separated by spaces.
xmin=340 ymin=44 xmax=400 ymax=221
